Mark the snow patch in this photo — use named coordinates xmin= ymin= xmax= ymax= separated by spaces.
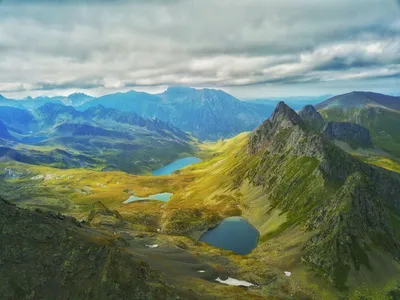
xmin=146 ymin=244 xmax=159 ymax=248
xmin=215 ymin=277 xmax=254 ymax=287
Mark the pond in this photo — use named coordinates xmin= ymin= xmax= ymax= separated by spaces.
xmin=123 ymin=192 xmax=173 ymax=204
xmin=199 ymin=217 xmax=259 ymax=255
xmin=152 ymin=157 xmax=201 ymax=176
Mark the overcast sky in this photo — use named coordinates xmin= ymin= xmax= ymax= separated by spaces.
xmin=0 ymin=0 xmax=399 ymax=99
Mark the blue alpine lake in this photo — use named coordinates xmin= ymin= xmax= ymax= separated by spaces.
xmin=123 ymin=192 xmax=173 ymax=204
xmin=152 ymin=157 xmax=201 ymax=176
xmin=199 ymin=217 xmax=259 ymax=255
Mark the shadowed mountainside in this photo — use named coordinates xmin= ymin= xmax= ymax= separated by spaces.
xmin=0 ymin=197 xmax=187 ymax=300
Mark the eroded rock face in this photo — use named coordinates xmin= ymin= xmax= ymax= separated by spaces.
xmin=0 ymin=198 xmax=183 ymax=300
xmin=322 ymin=121 xmax=372 ymax=148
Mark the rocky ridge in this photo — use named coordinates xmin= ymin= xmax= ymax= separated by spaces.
xmin=245 ymin=102 xmax=400 ymax=287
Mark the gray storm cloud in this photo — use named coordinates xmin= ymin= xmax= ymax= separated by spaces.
xmin=0 ymin=0 xmax=399 ymax=97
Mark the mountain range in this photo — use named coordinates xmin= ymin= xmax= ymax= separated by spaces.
xmin=1 ymin=87 xmax=273 ymax=140
xmin=0 ymin=103 xmax=193 ymax=173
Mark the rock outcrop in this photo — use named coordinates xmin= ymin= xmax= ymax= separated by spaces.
xmin=298 ymin=104 xmax=325 ymax=132
xmin=322 ymin=121 xmax=372 ymax=148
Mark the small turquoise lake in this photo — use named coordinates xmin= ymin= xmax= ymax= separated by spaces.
xmin=123 ymin=192 xmax=173 ymax=204
xmin=199 ymin=217 xmax=259 ymax=255
xmin=152 ymin=157 xmax=201 ymax=176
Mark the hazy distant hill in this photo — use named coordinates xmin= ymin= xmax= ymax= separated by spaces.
xmin=316 ymin=91 xmax=400 ymax=110
xmin=0 ymin=93 xmax=94 ymax=110
xmin=247 ymin=95 xmax=332 ymax=111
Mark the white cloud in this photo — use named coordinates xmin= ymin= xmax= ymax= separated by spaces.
xmin=0 ymin=0 xmax=399 ymax=98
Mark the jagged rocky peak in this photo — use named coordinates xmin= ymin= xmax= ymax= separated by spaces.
xmin=247 ymin=101 xmax=324 ymax=155
xmin=322 ymin=121 xmax=372 ymax=148
xmin=299 ymin=105 xmax=325 ymax=132
xmin=270 ymin=101 xmax=303 ymax=127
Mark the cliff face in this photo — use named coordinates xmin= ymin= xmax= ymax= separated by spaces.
xmin=322 ymin=121 xmax=372 ymax=148
xmin=0 ymin=198 xmax=183 ymax=300
xmin=245 ymin=102 xmax=400 ymax=288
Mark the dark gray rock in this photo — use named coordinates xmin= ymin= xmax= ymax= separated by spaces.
xmin=299 ymin=105 xmax=325 ymax=132
xmin=322 ymin=121 xmax=372 ymax=148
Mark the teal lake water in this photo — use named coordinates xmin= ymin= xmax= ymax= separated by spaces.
xmin=152 ymin=157 xmax=201 ymax=176
xmin=124 ymin=157 xmax=200 ymax=204
xmin=199 ymin=217 xmax=259 ymax=255
xmin=123 ymin=192 xmax=173 ymax=204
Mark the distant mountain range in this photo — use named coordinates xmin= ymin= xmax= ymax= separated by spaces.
xmin=78 ymin=87 xmax=270 ymax=140
xmin=247 ymin=95 xmax=333 ymax=111
xmin=0 ymin=87 xmax=273 ymax=140
xmin=0 ymin=103 xmax=193 ymax=173
xmin=0 ymin=93 xmax=95 ymax=110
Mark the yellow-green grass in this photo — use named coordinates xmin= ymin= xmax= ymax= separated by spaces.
xmin=363 ymin=156 xmax=400 ymax=173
